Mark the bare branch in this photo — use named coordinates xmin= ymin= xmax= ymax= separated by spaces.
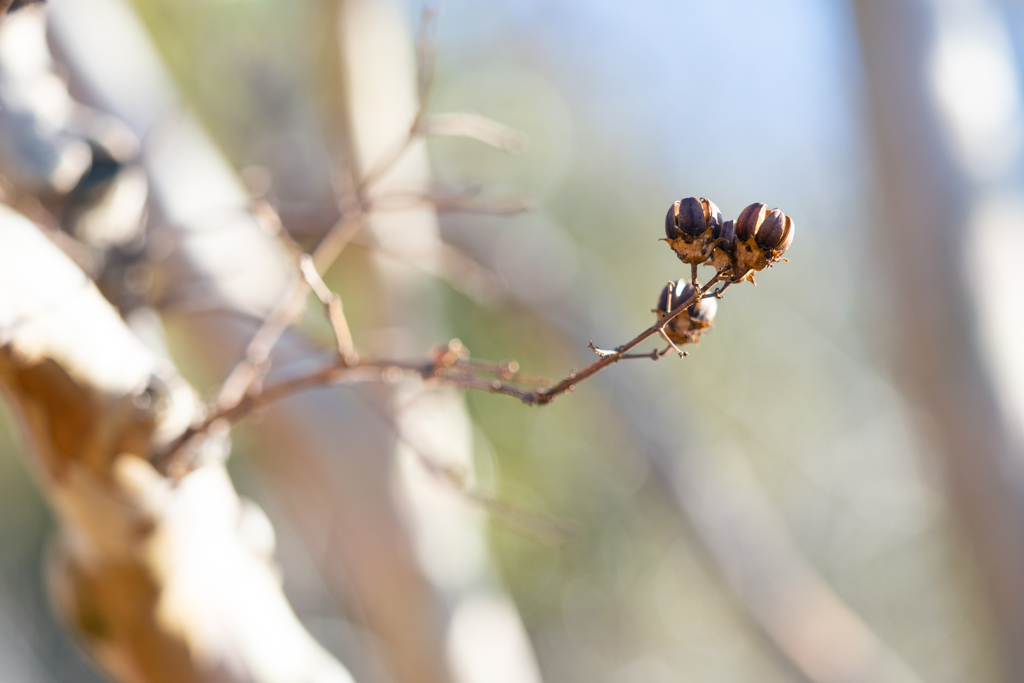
xmin=373 ymin=189 xmax=534 ymax=216
xmin=213 ymin=11 xmax=445 ymax=412
xmin=527 ymin=272 xmax=721 ymax=405
xmin=160 ymin=264 xmax=726 ymax=477
xmin=589 ymin=342 xmax=664 ymax=361
xmin=415 ymin=7 xmax=438 ymax=105
xmin=0 ymin=214 xmax=355 ymax=683
xmin=424 ymin=112 xmax=528 ymax=153
xmin=214 ymin=277 xmax=310 ymax=409
xmin=380 ymin=409 xmax=576 ymax=547
xmin=349 ymin=235 xmax=507 ymax=305
xmin=658 ymin=328 xmax=687 ymax=358
xmin=298 ymin=254 xmax=358 ymax=364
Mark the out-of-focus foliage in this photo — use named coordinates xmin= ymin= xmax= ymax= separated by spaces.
xmin=0 ymin=1 xmax=1007 ymax=682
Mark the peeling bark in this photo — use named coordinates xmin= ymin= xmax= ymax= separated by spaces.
xmin=0 ymin=212 xmax=354 ymax=683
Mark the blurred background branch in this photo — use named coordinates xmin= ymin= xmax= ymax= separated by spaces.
xmin=854 ymin=1 xmax=1024 ymax=679
xmin=0 ymin=212 xmax=356 ymax=683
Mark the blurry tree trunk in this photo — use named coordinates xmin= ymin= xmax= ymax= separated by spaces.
xmin=854 ymin=1 xmax=1024 ymax=680
xmin=0 ymin=213 xmax=355 ymax=683
xmin=48 ymin=1 xmax=542 ymax=682
xmin=333 ymin=2 xmax=543 ymax=683
xmin=47 ymin=0 xmax=445 ymax=681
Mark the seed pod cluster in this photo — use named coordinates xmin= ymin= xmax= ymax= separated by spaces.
xmin=663 ymin=197 xmax=794 ymax=282
xmin=664 ymin=197 xmax=722 ymax=265
xmin=732 ymin=202 xmax=795 ymax=275
xmin=655 ymin=279 xmax=718 ymax=346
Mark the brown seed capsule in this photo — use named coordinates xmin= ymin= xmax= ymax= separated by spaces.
xmin=709 ymin=219 xmax=737 ymax=277
xmin=655 ymin=279 xmax=718 ymax=346
xmin=756 ymin=209 xmax=786 ymax=249
xmin=687 ymin=294 xmax=717 ymax=327
xmin=735 ymin=202 xmax=768 ymax=242
xmin=664 ymin=197 xmax=722 ymax=264
xmin=733 ymin=202 xmax=794 ymax=274
xmin=766 ymin=209 xmax=795 ymax=255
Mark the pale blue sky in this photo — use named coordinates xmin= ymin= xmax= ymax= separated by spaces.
xmin=415 ymin=0 xmax=869 ymax=224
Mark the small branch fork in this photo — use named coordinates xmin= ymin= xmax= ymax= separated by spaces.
xmin=153 ymin=14 xmax=728 ymax=477
xmin=155 ymin=269 xmax=724 ymax=475
xmin=521 ymin=272 xmax=721 ymax=403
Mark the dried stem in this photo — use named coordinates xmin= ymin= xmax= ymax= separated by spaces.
xmin=408 ymin=444 xmax=575 ymax=546
xmin=415 ymin=7 xmax=438 ymax=105
xmin=215 ymin=278 xmax=311 ymax=409
xmin=658 ymin=329 xmax=687 ymax=358
xmin=298 ymin=254 xmax=358 ymax=364
xmin=364 ymin=391 xmax=576 ymax=546
xmin=372 ymin=189 xmax=534 ymax=216
xmin=175 ymin=6 xmax=728 ymax=477
xmin=526 ymin=272 xmax=721 ymax=405
xmin=589 ymin=342 xmax=665 ymax=361
xmin=157 ymin=267 xmax=726 ymax=475
xmin=214 ymin=11 xmax=443 ymax=414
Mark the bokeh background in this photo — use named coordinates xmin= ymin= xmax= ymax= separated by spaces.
xmin=2 ymin=0 xmax=1022 ymax=681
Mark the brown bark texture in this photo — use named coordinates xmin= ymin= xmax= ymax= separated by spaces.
xmin=43 ymin=1 xmax=541 ymax=682
xmin=0 ymin=214 xmax=355 ymax=683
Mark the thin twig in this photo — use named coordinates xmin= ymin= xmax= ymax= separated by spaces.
xmin=171 ymin=0 xmax=728 ymax=474
xmin=589 ymin=342 xmax=662 ymax=361
xmin=526 ymin=272 xmax=722 ymax=405
xmin=347 ymin=229 xmax=507 ymax=305
xmin=372 ymin=190 xmax=534 ymax=216
xmin=354 ymin=7 xmax=438 ymax=198
xmin=217 ymin=194 xmax=367 ymax=410
xmin=458 ymin=358 xmax=550 ymax=387
xmin=658 ymin=328 xmax=687 ymax=358
xmin=415 ymin=7 xmax=438 ymax=106
xmin=355 ymin=123 xmax=423 ymax=199
xmin=707 ymin=281 xmax=731 ymax=299
xmin=215 ymin=277 xmax=310 ymax=409
xmin=312 ymin=198 xmax=365 ymax=272
xmin=409 ymin=448 xmax=576 ymax=546
xmin=373 ymin=395 xmax=576 ymax=546
xmin=213 ymin=5 xmax=443 ymax=429
xmin=298 ymin=255 xmax=358 ymax=364
xmin=424 ymin=112 xmax=528 ymax=153
xmin=215 ymin=84 xmax=414 ymax=408
xmin=161 ymin=269 xmax=727 ymax=475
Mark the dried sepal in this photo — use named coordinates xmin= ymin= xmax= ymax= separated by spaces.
xmin=655 ymin=279 xmax=717 ymax=346
xmin=663 ymin=196 xmax=722 ymax=265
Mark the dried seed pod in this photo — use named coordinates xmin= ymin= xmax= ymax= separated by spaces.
xmin=759 ymin=208 xmax=795 ymax=254
xmin=664 ymin=196 xmax=722 ymax=265
xmin=655 ymin=279 xmax=718 ymax=346
xmin=733 ymin=202 xmax=794 ymax=275
xmin=687 ymin=295 xmax=718 ymax=327
xmin=709 ymin=219 xmax=737 ymax=277
xmin=756 ymin=209 xmax=786 ymax=249
xmin=734 ymin=202 xmax=768 ymax=243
